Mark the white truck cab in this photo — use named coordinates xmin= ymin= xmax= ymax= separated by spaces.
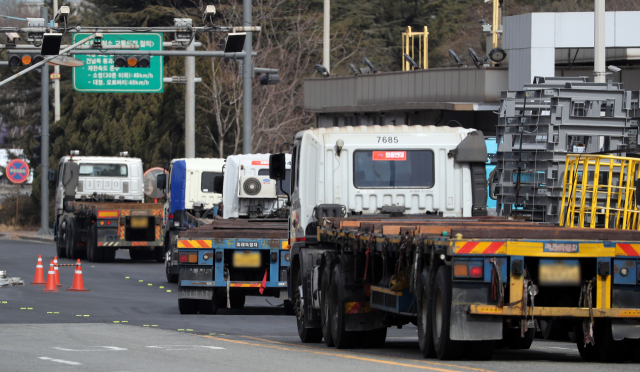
xmin=222 ymin=154 xmax=292 ymax=219
xmin=55 ymin=154 xmax=144 ymax=213
xmin=282 ymin=125 xmax=487 ymax=242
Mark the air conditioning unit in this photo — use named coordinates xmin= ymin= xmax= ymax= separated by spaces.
xmin=238 ymin=176 xmax=277 ymax=198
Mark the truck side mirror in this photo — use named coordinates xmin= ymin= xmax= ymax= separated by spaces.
xmin=269 ymin=153 xmax=286 ymax=180
xmin=48 ymin=169 xmax=57 ymax=182
xmin=213 ymin=176 xmax=224 ymax=194
xmin=156 ymin=173 xmax=166 ymax=190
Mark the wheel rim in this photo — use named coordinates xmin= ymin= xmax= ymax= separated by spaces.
xmin=435 ymin=287 xmax=443 ymax=338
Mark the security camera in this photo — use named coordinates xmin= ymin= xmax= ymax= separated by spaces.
xmin=315 ymin=64 xmax=329 ymax=77
xmin=363 ymin=57 xmax=377 ymax=73
xmin=203 ymin=5 xmax=216 ymax=25
xmin=608 ymin=65 xmax=621 ymax=73
xmin=5 ymin=32 xmax=20 ymax=44
xmin=348 ymin=63 xmax=361 ymax=75
xmin=448 ymin=49 xmax=463 ymax=66
xmin=403 ymin=54 xmax=420 ymax=70
xmin=54 ymin=6 xmax=70 ymax=23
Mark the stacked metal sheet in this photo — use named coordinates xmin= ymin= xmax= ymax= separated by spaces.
xmin=494 ymin=76 xmax=640 ymax=223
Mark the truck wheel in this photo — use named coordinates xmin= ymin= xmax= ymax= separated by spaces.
xmin=540 ymin=319 xmax=569 ymax=340
xmin=574 ymin=323 xmax=598 ymax=361
xmin=55 ymin=220 xmax=67 ymax=258
xmin=87 ymin=224 xmax=104 ymax=263
xmin=330 ymin=264 xmax=356 ymax=349
xmin=321 ymin=265 xmax=334 ymax=347
xmin=103 ymin=247 xmax=116 ymax=262
xmin=215 ymin=289 xmax=228 ymax=309
xmin=294 ymin=267 xmax=323 ymax=343
xmin=199 ymin=292 xmax=218 ymax=315
xmin=65 ymin=218 xmax=79 ymax=260
xmin=283 ymin=300 xmax=295 ymax=316
xmin=363 ymin=328 xmax=387 ymax=348
xmin=418 ymin=273 xmax=436 ymax=358
xmin=153 ymin=247 xmax=164 ymax=263
xmin=178 ymin=298 xmax=198 ymax=315
xmin=593 ymin=318 xmax=630 ymax=362
xmin=165 ymin=260 xmax=178 ymax=283
xmin=431 ymin=265 xmax=463 ymax=360
xmin=229 ymin=292 xmax=246 ymax=309
xmin=466 ymin=341 xmax=495 ymax=360
xmin=499 ymin=324 xmax=535 ymax=350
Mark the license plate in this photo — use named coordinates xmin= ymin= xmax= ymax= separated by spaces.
xmin=130 ymin=217 xmax=149 ymax=229
xmin=233 ymin=251 xmax=261 ymax=268
xmin=539 ymin=259 xmax=581 ymax=286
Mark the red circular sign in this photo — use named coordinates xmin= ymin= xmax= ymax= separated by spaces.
xmin=6 ymin=159 xmax=30 ymax=184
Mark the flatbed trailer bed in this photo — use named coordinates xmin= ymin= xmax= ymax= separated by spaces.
xmin=176 ymin=219 xmax=292 ymax=314
xmin=307 ymin=215 xmax=640 ymax=360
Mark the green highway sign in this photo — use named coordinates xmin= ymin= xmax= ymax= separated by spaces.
xmin=72 ymin=33 xmax=164 ymax=93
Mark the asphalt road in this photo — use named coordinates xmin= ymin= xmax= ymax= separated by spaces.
xmin=1 ymin=237 xmax=638 ymax=372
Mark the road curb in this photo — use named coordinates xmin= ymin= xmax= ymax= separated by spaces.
xmin=18 ymin=235 xmax=54 ymax=244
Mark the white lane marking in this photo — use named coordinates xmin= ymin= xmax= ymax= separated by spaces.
xmin=146 ymin=345 xmax=225 ymax=351
xmin=38 ymin=357 xmax=81 ymax=365
xmin=52 ymin=346 xmax=127 ymax=351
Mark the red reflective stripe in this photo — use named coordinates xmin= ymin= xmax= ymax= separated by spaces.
xmin=483 ymin=242 xmax=504 ymax=254
xmin=181 ymin=240 xmax=194 ymax=248
xmin=295 ymin=237 xmax=306 ymax=242
xmin=618 ymin=243 xmax=639 ymax=256
xmin=457 ymin=242 xmax=479 ymax=254
xmin=197 ymin=240 xmax=208 ymax=247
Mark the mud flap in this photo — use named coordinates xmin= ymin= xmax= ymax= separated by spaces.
xmin=179 ymin=267 xmax=214 ymax=300
xmin=612 ymin=318 xmax=640 ymax=341
xmin=450 ymin=284 xmax=502 ymax=340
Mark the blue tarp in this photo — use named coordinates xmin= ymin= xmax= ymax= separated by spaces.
xmin=170 ymin=160 xmax=186 ymax=215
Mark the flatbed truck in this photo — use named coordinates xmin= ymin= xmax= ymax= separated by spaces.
xmin=268 ymin=125 xmax=640 ymax=362
xmin=176 ymin=154 xmax=293 ymax=314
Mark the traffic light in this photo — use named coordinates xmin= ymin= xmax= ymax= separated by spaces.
xmin=114 ymin=56 xmax=150 ymax=68
xmin=8 ymin=53 xmax=44 ymax=66
xmin=32 ymin=134 xmax=42 ymax=165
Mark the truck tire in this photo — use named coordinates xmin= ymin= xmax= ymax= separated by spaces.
xmin=363 ymin=328 xmax=387 ymax=348
xmin=574 ymin=323 xmax=598 ymax=361
xmin=593 ymin=318 xmax=630 ymax=362
xmin=153 ymin=247 xmax=164 ymax=263
xmin=65 ymin=218 xmax=79 ymax=260
xmin=418 ymin=270 xmax=436 ymax=358
xmin=178 ymin=298 xmax=198 ymax=315
xmin=166 ymin=261 xmax=178 ymax=283
xmin=55 ymin=219 xmax=67 ymax=258
xmin=431 ymin=265 xmax=463 ymax=360
xmin=321 ymin=264 xmax=334 ymax=347
xmin=499 ymin=324 xmax=534 ymax=350
xmin=215 ymin=289 xmax=228 ymax=309
xmin=294 ymin=266 xmax=323 ymax=343
xmin=87 ymin=224 xmax=104 ymax=263
xmin=283 ymin=300 xmax=295 ymax=316
xmin=330 ymin=263 xmax=357 ymax=349
xmin=198 ymin=293 xmax=218 ymax=315
xmin=103 ymin=246 xmax=116 ymax=262
xmin=229 ymin=292 xmax=246 ymax=309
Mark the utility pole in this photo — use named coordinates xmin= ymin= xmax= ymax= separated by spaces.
xmin=242 ymin=0 xmax=253 ymax=154
xmin=323 ymin=0 xmax=330 ymax=73
xmin=185 ymin=41 xmax=196 ymax=158
xmin=594 ymin=0 xmax=606 ymax=83
xmin=53 ymin=0 xmax=60 ymax=122
xmin=37 ymin=6 xmax=52 ymax=236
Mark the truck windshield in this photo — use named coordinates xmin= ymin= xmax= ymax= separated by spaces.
xmin=258 ymin=169 xmax=291 ymax=195
xmin=79 ymin=164 xmax=128 ymax=177
xmin=201 ymin=171 xmax=223 ymax=193
xmin=353 ymin=150 xmax=434 ymax=188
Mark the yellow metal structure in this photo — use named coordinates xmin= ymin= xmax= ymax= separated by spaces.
xmin=402 ymin=26 xmax=428 ymax=71
xmin=560 ymin=154 xmax=640 ymax=230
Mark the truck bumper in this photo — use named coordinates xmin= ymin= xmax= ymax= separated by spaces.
xmin=470 ymin=305 xmax=640 ymax=318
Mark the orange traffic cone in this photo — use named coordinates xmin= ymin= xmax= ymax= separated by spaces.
xmin=53 ymin=256 xmax=62 ymax=287
xmin=42 ymin=261 xmax=59 ymax=292
xmin=67 ymin=259 xmax=89 ymax=292
xmin=31 ymin=255 xmax=46 ymax=285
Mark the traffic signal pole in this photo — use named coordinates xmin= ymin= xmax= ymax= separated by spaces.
xmin=242 ymin=0 xmax=253 ymax=154
xmin=37 ymin=6 xmax=52 ymax=236
xmin=53 ymin=0 xmax=60 ymax=122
